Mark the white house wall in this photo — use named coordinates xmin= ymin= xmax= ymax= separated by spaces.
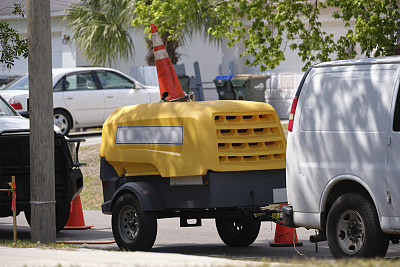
xmin=176 ymin=33 xmax=222 ymax=84
xmin=2 ymin=16 xmax=77 ymax=75
xmin=110 ymin=28 xmax=222 ymax=83
xmin=76 ymin=27 xmax=222 ymax=84
xmin=106 ymin=28 xmax=148 ymax=76
xmin=1 ymin=6 xmax=362 ymax=119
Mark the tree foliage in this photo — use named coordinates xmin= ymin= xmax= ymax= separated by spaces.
xmin=132 ymin=0 xmax=400 ymax=71
xmin=132 ymin=0 xmax=222 ymax=44
xmin=0 ymin=3 xmax=28 ymax=69
xmin=64 ymin=0 xmax=135 ymax=67
xmin=65 ymin=0 xmax=221 ymax=66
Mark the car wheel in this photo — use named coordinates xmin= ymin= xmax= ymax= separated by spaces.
xmin=112 ymin=194 xmax=157 ymax=251
xmin=54 ymin=109 xmax=72 ymax=136
xmin=326 ymin=192 xmax=389 ymax=258
xmin=24 ymin=202 xmax=71 ymax=232
xmin=215 ymin=217 xmax=261 ymax=246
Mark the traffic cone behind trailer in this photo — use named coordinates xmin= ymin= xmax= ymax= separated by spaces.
xmin=150 ymin=23 xmax=186 ymax=101
xmin=269 ymin=204 xmax=303 ymax=247
xmin=63 ymin=195 xmax=93 ymax=230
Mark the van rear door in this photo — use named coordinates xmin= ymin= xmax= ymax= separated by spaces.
xmin=387 ymin=73 xmax=400 ymax=229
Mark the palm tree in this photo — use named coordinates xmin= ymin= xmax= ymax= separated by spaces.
xmin=64 ymin=0 xmax=221 ymax=66
xmin=64 ymin=0 xmax=135 ymax=67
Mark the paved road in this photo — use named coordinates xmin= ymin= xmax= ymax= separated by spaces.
xmin=1 ymin=210 xmax=400 ymax=266
xmin=1 ymin=130 xmax=396 ymax=265
xmin=1 ymin=209 xmax=399 ymax=265
xmin=69 ymin=131 xmax=102 ymax=147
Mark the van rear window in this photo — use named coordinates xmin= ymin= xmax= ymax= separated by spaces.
xmin=393 ymin=87 xmax=400 ymax=132
xmin=300 ymin=69 xmax=396 ymax=132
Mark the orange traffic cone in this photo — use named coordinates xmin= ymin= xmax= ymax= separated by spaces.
xmin=63 ymin=195 xmax=93 ymax=230
xmin=269 ymin=204 xmax=303 ymax=247
xmin=151 ymin=23 xmax=187 ymax=101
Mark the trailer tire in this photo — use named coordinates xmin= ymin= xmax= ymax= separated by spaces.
xmin=24 ymin=203 xmax=71 ymax=232
xmin=216 ymin=217 xmax=260 ymax=247
xmin=112 ymin=194 xmax=157 ymax=251
xmin=326 ymin=192 xmax=389 ymax=258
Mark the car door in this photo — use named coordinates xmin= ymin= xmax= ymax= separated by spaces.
xmin=94 ymin=70 xmax=151 ymax=122
xmin=61 ymin=71 xmax=105 ymax=126
xmin=387 ymin=76 xmax=400 ymax=229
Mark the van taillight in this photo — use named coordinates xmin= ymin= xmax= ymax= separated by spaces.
xmin=288 ymin=96 xmax=298 ymax=132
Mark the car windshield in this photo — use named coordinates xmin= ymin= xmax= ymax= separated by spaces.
xmin=0 ymin=97 xmax=18 ymax=116
xmin=1 ymin=75 xmax=29 ymax=90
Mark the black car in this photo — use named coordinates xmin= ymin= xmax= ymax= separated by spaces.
xmin=0 ymin=95 xmax=84 ymax=231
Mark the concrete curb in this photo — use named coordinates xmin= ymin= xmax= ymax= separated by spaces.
xmin=0 ymin=247 xmax=263 ymax=267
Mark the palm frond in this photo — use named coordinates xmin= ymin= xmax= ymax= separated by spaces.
xmin=64 ymin=0 xmax=135 ymax=67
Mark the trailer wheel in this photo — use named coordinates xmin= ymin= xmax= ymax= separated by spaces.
xmin=24 ymin=203 xmax=70 ymax=232
xmin=215 ymin=217 xmax=261 ymax=246
xmin=326 ymin=192 xmax=389 ymax=258
xmin=112 ymin=194 xmax=157 ymax=251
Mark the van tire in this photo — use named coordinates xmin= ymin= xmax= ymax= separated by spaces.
xmin=326 ymin=192 xmax=389 ymax=258
xmin=216 ymin=217 xmax=260 ymax=246
xmin=112 ymin=194 xmax=157 ymax=251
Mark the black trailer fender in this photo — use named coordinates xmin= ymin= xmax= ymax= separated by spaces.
xmin=109 ymin=182 xmax=165 ymax=213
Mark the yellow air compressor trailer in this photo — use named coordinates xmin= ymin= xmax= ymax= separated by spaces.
xmin=100 ymin=100 xmax=287 ymax=251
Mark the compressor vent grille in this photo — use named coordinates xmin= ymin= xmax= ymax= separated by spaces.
xmin=214 ymin=113 xmax=286 ymax=166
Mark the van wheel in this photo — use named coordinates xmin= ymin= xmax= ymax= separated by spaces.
xmin=112 ymin=194 xmax=157 ymax=251
xmin=215 ymin=217 xmax=260 ymax=246
xmin=54 ymin=109 xmax=72 ymax=136
xmin=326 ymin=192 xmax=389 ymax=258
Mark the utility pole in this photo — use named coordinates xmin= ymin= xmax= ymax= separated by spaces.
xmin=27 ymin=0 xmax=56 ymax=243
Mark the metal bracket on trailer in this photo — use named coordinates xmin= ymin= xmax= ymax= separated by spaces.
xmin=253 ymin=208 xmax=282 ymax=223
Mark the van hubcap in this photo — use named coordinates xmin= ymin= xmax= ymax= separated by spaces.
xmin=337 ymin=209 xmax=365 ymax=255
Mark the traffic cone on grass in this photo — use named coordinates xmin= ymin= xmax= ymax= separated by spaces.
xmin=269 ymin=204 xmax=303 ymax=247
xmin=63 ymin=194 xmax=93 ymax=230
xmin=151 ymin=23 xmax=187 ymax=101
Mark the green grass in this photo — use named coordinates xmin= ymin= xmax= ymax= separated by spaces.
xmin=0 ymin=239 xmax=77 ymax=249
xmin=81 ymin=175 xmax=103 ymax=210
xmin=78 ymin=144 xmax=102 ymax=210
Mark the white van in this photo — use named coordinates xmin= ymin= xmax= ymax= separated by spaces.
xmin=284 ymin=56 xmax=400 ymax=258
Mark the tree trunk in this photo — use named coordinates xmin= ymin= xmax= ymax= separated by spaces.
xmin=27 ymin=0 xmax=56 ymax=244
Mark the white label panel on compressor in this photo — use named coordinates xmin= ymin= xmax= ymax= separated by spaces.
xmin=115 ymin=126 xmax=183 ymax=145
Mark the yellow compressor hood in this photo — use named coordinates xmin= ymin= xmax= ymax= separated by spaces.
xmin=100 ymin=100 xmax=286 ymax=178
